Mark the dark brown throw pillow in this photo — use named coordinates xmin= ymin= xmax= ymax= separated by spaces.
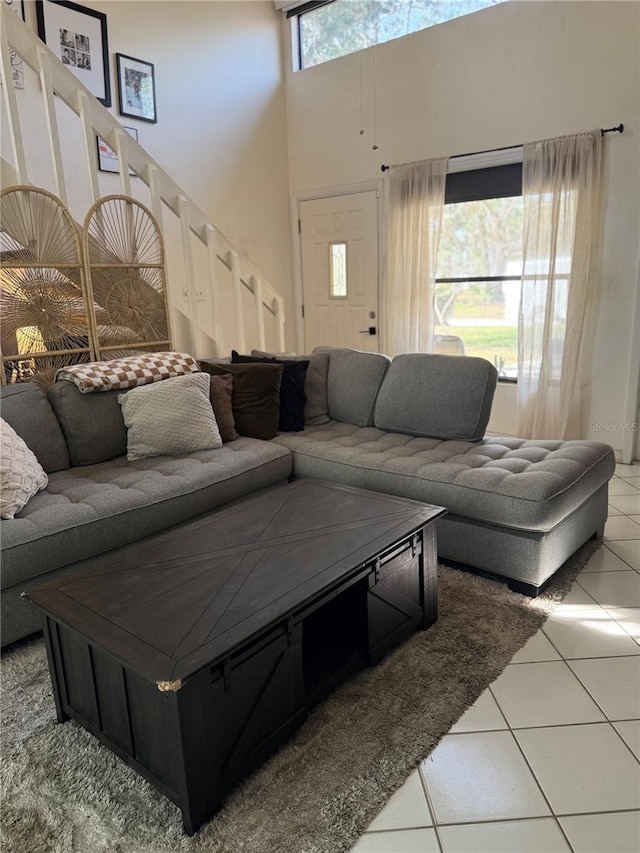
xmin=199 ymin=361 xmax=283 ymax=440
xmin=231 ymin=350 xmax=309 ymax=432
xmin=208 ymin=374 xmax=239 ymax=443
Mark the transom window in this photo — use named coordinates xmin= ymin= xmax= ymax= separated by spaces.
xmin=292 ymin=0 xmax=505 ymax=70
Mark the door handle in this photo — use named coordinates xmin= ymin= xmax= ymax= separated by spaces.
xmin=359 ymin=327 xmax=377 ymax=335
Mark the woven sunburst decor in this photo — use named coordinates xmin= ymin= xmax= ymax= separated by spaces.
xmin=0 ymin=187 xmax=95 ymax=387
xmin=83 ymin=196 xmax=172 ymax=359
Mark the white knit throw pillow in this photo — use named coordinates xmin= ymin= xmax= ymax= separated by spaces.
xmin=118 ymin=372 xmax=222 ymax=461
xmin=1 ymin=419 xmax=48 ymax=519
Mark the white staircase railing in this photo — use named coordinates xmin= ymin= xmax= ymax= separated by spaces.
xmin=0 ymin=5 xmax=286 ymax=358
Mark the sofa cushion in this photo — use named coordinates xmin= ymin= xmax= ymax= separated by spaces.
xmin=199 ymin=361 xmax=283 ymax=440
xmin=232 ymin=351 xmax=309 ymax=432
xmin=273 ymin=422 xmax=615 ymax=532
xmin=119 ymin=373 xmax=222 ymax=460
xmin=315 ymin=347 xmax=391 ymax=428
xmin=2 ymin=438 xmax=293 ymax=590
xmin=374 ymin=353 xmax=498 ymax=441
xmin=0 ymin=384 xmax=70 ymax=473
xmin=0 ymin=420 xmax=48 ymax=519
xmin=302 ymin=351 xmax=330 ymax=424
xmin=48 ymin=382 xmax=127 ymax=466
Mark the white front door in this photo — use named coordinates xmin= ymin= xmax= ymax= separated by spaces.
xmin=299 ymin=191 xmax=379 ymax=353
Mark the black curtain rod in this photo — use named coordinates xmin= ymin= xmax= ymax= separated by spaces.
xmin=380 ymin=124 xmax=624 ymax=172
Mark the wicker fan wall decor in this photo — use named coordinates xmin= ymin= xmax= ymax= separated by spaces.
xmin=0 ymin=187 xmax=95 ymax=388
xmin=83 ymin=196 xmax=172 ymax=359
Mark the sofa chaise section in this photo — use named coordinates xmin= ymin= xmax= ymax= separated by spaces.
xmin=274 ymin=349 xmax=615 ymax=594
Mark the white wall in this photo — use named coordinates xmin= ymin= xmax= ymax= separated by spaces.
xmin=284 ymin=1 xmax=640 ymax=455
xmin=10 ymin=0 xmax=294 ymax=349
xmin=101 ymin=1 xmax=292 ymax=299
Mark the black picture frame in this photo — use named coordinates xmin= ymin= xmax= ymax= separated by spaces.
xmin=96 ymin=126 xmax=138 ymax=174
xmin=35 ymin=0 xmax=111 ymax=107
xmin=4 ymin=0 xmax=26 ymax=88
xmin=116 ymin=52 xmax=157 ymax=124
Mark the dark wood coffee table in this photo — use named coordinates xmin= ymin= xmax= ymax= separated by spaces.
xmin=25 ymin=479 xmax=445 ymax=835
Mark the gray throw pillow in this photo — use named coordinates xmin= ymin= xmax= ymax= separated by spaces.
xmin=118 ymin=373 xmax=222 ymax=461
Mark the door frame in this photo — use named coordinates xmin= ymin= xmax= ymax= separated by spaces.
xmin=291 ymin=180 xmax=384 ymax=353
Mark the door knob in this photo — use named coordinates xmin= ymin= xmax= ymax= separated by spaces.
xmin=359 ymin=326 xmax=377 ymax=335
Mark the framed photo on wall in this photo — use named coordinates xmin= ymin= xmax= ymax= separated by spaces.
xmin=35 ymin=0 xmax=111 ymax=106
xmin=116 ymin=53 xmax=157 ymax=124
xmin=3 ymin=0 xmax=26 ymax=89
xmin=3 ymin=0 xmax=24 ymax=15
xmin=96 ymin=126 xmax=138 ymax=174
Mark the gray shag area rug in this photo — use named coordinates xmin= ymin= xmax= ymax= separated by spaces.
xmin=1 ymin=543 xmax=597 ymax=853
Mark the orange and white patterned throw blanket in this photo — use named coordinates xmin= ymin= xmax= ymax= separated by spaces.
xmin=56 ymin=352 xmax=200 ymax=393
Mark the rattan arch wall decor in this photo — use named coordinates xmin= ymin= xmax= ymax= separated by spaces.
xmin=82 ymin=195 xmax=172 ymax=360
xmin=0 ymin=186 xmax=95 ymax=388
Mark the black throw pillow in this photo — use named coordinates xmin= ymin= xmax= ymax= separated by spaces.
xmin=231 ymin=351 xmax=309 ymax=432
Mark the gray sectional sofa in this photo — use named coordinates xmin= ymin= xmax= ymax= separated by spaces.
xmin=0 ymin=346 xmax=615 ymax=647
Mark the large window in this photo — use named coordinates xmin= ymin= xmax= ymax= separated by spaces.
xmin=435 ymin=163 xmax=523 ymax=380
xmin=294 ymin=0 xmax=505 ymax=70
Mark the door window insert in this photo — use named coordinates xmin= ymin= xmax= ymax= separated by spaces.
xmin=329 ymin=242 xmax=348 ymax=298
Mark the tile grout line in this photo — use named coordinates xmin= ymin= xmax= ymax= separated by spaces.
xmin=478 ymin=533 xmax=637 ymax=834
xmin=361 ymin=808 xmax=640 ymax=847
xmin=423 ymin=723 xmax=558 ymax=825
xmin=602 ymin=539 xmax=640 ymax=570
xmin=510 ymin=651 xmax=640 ymax=665
xmin=603 ymin=541 xmax=640 ymax=571
xmin=492 ymin=708 xmax=585 ymax=852
xmin=523 ymin=544 xmax=640 ymax=766
xmin=493 ymin=534 xmax=640 ymax=835
xmin=497 ymin=658 xmax=609 ymax=727
xmin=380 ymin=807 xmax=640 ymax=830
xmin=609 ymin=721 xmax=640 ymax=767
xmin=417 ymin=761 xmax=445 ymax=852
xmin=583 ymin=541 xmax=639 ymax=571
xmin=553 ymin=667 xmax=640 ymax=768
xmin=487 ymin=559 xmax=635 ymax=842
xmin=538 ymin=589 xmax=630 ymax=663
xmin=573 ymin=575 xmax=608 ymax=603
xmin=542 ymin=525 xmax=640 ymax=770
xmin=485 ymin=681 xmax=575 ymax=846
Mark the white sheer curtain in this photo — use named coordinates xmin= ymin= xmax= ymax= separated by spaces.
xmin=517 ymin=130 xmax=603 ymax=439
xmin=383 ymin=158 xmax=449 ymax=356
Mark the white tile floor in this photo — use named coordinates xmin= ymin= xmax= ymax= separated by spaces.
xmin=351 ymin=470 xmax=640 ymax=853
